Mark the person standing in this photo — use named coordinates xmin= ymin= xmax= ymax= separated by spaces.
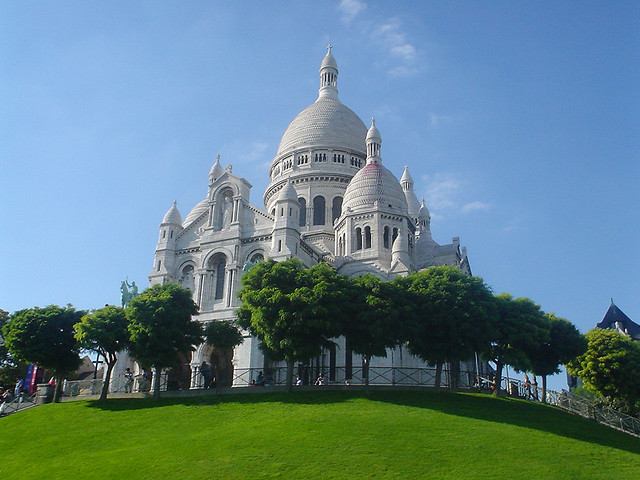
xmin=200 ymin=361 xmax=212 ymax=389
xmin=14 ymin=378 xmax=23 ymax=398
xmin=124 ymin=368 xmax=134 ymax=393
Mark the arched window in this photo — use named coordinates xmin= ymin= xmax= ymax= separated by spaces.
xmin=298 ymin=198 xmax=307 ymax=227
xmin=364 ymin=226 xmax=372 ymax=249
xmin=179 ymin=265 xmax=195 ymax=292
xmin=249 ymin=253 xmax=264 ymax=263
xmin=355 ymin=227 xmax=362 ymax=251
xmin=313 ymin=196 xmax=325 ymax=225
xmin=332 ymin=197 xmax=343 ymax=224
xmin=383 ymin=226 xmax=390 ymax=249
xmin=392 ymin=227 xmax=398 ymax=245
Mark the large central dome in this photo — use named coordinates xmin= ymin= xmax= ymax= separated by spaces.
xmin=276 ymin=97 xmax=367 ymax=157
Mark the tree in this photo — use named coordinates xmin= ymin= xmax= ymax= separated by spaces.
xmin=2 ymin=305 xmax=83 ymax=402
xmin=485 ymin=294 xmax=548 ymax=395
xmin=567 ymin=329 xmax=640 ymax=413
xmin=74 ymin=306 xmax=130 ymax=401
xmin=126 ymin=283 xmax=203 ymax=399
xmin=0 ymin=308 xmax=28 ymax=389
xmin=526 ymin=313 xmax=586 ymax=402
xmin=204 ymin=320 xmax=244 ymax=389
xmin=402 ymin=266 xmax=496 ymax=389
xmin=237 ymin=259 xmax=347 ymax=390
xmin=342 ymin=275 xmax=404 ymax=385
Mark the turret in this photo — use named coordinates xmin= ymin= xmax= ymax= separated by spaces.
xmin=401 ymin=166 xmax=420 ymax=218
xmin=366 ymin=118 xmax=381 ymax=162
xmin=318 ymin=44 xmax=338 ymax=100
xmin=416 ymin=198 xmax=432 ymax=240
xmin=271 ymin=182 xmax=301 ymax=260
xmin=390 ymin=226 xmax=412 ymax=274
xmin=150 ymin=201 xmax=183 ymax=285
xmin=209 ymin=154 xmax=224 ymax=186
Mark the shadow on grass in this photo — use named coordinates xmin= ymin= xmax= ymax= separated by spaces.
xmin=84 ymin=389 xmax=640 ymax=455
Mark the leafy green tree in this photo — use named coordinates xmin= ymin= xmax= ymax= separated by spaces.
xmin=126 ymin=283 xmax=203 ymax=399
xmin=341 ymin=275 xmax=404 ymax=385
xmin=204 ymin=320 xmax=244 ymax=388
xmin=74 ymin=306 xmax=130 ymax=401
xmin=401 ymin=266 xmax=496 ymax=389
xmin=526 ymin=313 xmax=586 ymax=402
xmin=237 ymin=259 xmax=347 ymax=390
xmin=0 ymin=309 xmax=28 ymax=389
xmin=485 ymin=294 xmax=549 ymax=395
xmin=2 ymin=305 xmax=83 ymax=402
xmin=567 ymin=329 xmax=640 ymax=413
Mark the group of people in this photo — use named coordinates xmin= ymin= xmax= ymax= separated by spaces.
xmin=122 ymin=368 xmax=150 ymax=393
xmin=0 ymin=378 xmax=24 ymax=415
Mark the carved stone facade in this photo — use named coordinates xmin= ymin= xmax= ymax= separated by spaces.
xmin=114 ymin=48 xmax=473 ymax=389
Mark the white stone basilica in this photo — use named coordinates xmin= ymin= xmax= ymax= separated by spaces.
xmin=121 ymin=48 xmax=472 ymax=389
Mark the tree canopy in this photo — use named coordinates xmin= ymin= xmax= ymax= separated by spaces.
xmin=567 ymin=328 xmax=640 ymax=414
xmin=74 ymin=305 xmax=130 ymax=401
xmin=343 ymin=275 xmax=404 ymax=384
xmin=485 ymin=294 xmax=548 ymax=394
xmin=527 ymin=313 xmax=586 ymax=402
xmin=237 ymin=259 xmax=349 ymax=389
xmin=402 ymin=266 xmax=496 ymax=388
xmin=127 ymin=283 xmax=202 ymax=398
xmin=2 ymin=305 xmax=83 ymax=401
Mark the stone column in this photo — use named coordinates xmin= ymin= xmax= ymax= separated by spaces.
xmin=225 ymin=268 xmax=236 ymax=307
xmin=190 ymin=364 xmax=201 ymax=389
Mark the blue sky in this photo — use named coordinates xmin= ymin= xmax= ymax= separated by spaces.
xmin=1 ymin=2 xmax=638 ymax=385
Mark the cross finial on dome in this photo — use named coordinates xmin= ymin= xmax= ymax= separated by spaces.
xmin=327 ymin=42 xmax=333 ymax=54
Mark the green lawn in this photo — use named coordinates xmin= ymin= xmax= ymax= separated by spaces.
xmin=2 ymin=390 xmax=638 ymax=479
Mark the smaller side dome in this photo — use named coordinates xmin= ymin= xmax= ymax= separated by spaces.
xmin=276 ymin=181 xmax=297 ymax=202
xmin=162 ymin=201 xmax=183 ymax=225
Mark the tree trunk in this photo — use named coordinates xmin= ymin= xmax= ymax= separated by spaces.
xmin=434 ymin=361 xmax=443 ymax=389
xmin=493 ymin=361 xmax=503 ymax=396
xmin=541 ymin=375 xmax=547 ymax=404
xmin=449 ymin=361 xmax=460 ymax=390
xmin=286 ymin=359 xmax=294 ymax=392
xmin=53 ymin=375 xmax=64 ymax=403
xmin=100 ymin=362 xmax=115 ymax=402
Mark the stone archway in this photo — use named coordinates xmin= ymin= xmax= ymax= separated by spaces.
xmin=210 ymin=346 xmax=234 ymax=387
xmin=165 ymin=351 xmax=192 ymax=391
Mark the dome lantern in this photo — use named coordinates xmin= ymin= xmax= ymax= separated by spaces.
xmin=366 ymin=118 xmax=382 ymax=162
xmin=318 ymin=44 xmax=339 ymax=100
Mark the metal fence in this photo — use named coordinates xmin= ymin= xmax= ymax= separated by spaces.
xmin=0 ymin=393 xmax=37 ymax=417
xmin=484 ymin=375 xmax=640 ymax=438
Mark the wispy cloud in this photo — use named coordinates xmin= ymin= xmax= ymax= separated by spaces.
xmin=428 ymin=113 xmax=454 ymax=128
xmin=421 ymin=173 xmax=490 ymax=219
xmin=335 ymin=3 xmax=419 ymax=78
xmin=338 ymin=0 xmax=367 ymax=24
xmin=374 ymin=18 xmax=419 ymax=76
xmin=461 ymin=201 xmax=491 ymax=214
xmin=237 ymin=141 xmax=269 ymax=164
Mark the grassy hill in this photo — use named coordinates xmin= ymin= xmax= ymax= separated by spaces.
xmin=1 ymin=390 xmax=638 ymax=479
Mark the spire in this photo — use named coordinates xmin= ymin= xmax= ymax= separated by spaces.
xmin=162 ymin=200 xmax=182 ymax=225
xmin=400 ymin=166 xmax=414 ymax=187
xmin=209 ymin=154 xmax=224 ymax=184
xmin=318 ymin=45 xmax=339 ymax=99
xmin=366 ymin=118 xmax=382 ymax=163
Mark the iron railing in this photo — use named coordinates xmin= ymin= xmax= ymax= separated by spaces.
xmin=0 ymin=393 xmax=37 ymax=417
